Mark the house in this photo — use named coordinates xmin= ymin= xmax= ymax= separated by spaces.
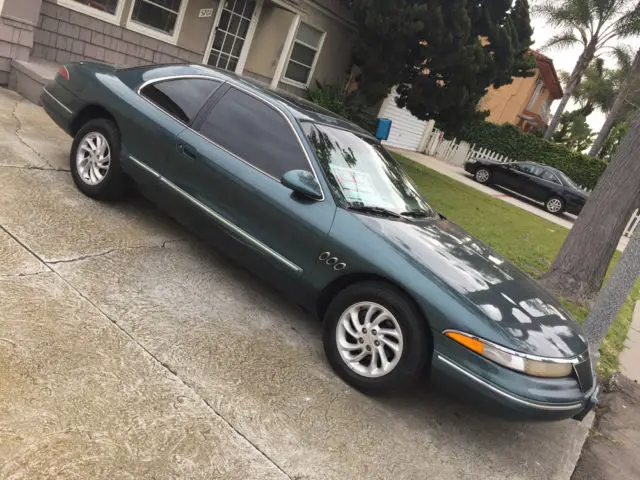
xmin=0 ymin=0 xmax=355 ymax=102
xmin=377 ymin=50 xmax=563 ymax=151
xmin=479 ymin=51 xmax=563 ymax=133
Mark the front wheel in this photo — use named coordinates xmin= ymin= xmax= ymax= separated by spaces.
xmin=323 ymin=282 xmax=430 ymax=394
xmin=545 ymin=196 xmax=565 ymax=215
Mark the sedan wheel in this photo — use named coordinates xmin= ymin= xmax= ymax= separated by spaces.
xmin=474 ymin=168 xmax=491 ymax=184
xmin=545 ymin=197 xmax=565 ymax=214
xmin=70 ymin=118 xmax=126 ymax=200
xmin=336 ymin=302 xmax=404 ymax=378
xmin=323 ymin=282 xmax=429 ymax=394
xmin=76 ymin=132 xmax=111 ymax=186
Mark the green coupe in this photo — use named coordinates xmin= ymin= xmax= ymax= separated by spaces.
xmin=42 ymin=62 xmax=598 ymax=421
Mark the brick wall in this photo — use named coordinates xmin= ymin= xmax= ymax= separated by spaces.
xmin=0 ymin=16 xmax=34 ymax=85
xmin=33 ymin=1 xmax=202 ymax=67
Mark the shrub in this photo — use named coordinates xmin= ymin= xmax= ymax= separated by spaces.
xmin=306 ymin=81 xmax=377 ymax=133
xmin=459 ymin=122 xmax=608 ymax=190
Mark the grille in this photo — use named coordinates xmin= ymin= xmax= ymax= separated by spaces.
xmin=573 ymin=356 xmax=595 ymax=392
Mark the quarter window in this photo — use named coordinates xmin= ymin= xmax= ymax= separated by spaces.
xmin=284 ymin=23 xmax=325 ymax=85
xmin=141 ymin=78 xmax=221 ymax=124
xmin=131 ymin=0 xmax=182 ymax=35
xmin=198 ymin=88 xmax=308 ymax=179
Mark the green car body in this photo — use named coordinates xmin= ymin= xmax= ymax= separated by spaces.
xmin=42 ymin=62 xmax=598 ymax=421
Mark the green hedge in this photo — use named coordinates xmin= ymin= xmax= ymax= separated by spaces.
xmin=459 ymin=122 xmax=607 ymax=190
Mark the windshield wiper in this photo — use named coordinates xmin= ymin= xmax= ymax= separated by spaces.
xmin=400 ymin=209 xmax=433 ymax=219
xmin=347 ymin=205 xmax=402 ymax=218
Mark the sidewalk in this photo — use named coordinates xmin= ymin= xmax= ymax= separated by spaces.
xmin=394 ymin=149 xmax=629 ymax=252
xmin=571 ymin=303 xmax=640 ymax=479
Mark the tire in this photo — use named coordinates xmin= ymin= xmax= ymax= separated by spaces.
xmin=545 ymin=196 xmax=565 ymax=215
xmin=70 ymin=118 xmax=125 ymax=200
xmin=323 ymin=282 xmax=430 ymax=394
xmin=474 ymin=167 xmax=492 ymax=184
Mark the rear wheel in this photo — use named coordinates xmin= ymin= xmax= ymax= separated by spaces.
xmin=70 ymin=118 xmax=125 ymax=200
xmin=323 ymin=282 xmax=430 ymax=394
xmin=474 ymin=167 xmax=492 ymax=184
xmin=545 ymin=196 xmax=565 ymax=215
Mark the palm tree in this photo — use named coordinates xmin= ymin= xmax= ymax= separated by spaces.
xmin=537 ymin=0 xmax=640 ymax=140
xmin=589 ymin=47 xmax=640 ymax=156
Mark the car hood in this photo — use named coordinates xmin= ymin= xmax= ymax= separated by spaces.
xmin=354 ymin=214 xmax=588 ymax=358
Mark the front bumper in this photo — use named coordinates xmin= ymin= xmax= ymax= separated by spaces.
xmin=432 ymin=352 xmax=599 ymax=421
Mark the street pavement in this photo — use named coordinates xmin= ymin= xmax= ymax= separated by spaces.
xmin=0 ymin=87 xmax=594 ymax=479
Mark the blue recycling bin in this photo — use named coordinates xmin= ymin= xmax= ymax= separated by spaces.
xmin=376 ymin=118 xmax=392 ymax=141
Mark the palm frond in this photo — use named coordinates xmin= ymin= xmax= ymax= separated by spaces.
xmin=608 ymin=1 xmax=640 ymax=38
xmin=610 ymin=45 xmax=635 ymax=72
xmin=540 ymin=31 xmax=583 ymax=51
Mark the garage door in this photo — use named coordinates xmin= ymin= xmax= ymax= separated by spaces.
xmin=378 ymin=91 xmax=428 ymax=151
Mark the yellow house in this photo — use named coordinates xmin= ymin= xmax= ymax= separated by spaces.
xmin=480 ymin=51 xmax=563 ymax=133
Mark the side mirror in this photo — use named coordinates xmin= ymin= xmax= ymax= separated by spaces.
xmin=281 ymin=170 xmax=323 ymax=200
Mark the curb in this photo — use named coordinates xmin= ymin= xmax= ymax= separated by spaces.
xmin=620 ymin=301 xmax=640 ymax=383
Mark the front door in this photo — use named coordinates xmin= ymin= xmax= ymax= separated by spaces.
xmin=164 ymin=85 xmax=336 ymax=291
xmin=205 ymin=0 xmax=261 ymax=73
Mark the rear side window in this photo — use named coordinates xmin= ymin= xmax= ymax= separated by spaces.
xmin=541 ymin=169 xmax=560 ymax=184
xmin=197 ymin=87 xmax=308 ymax=180
xmin=141 ymin=78 xmax=221 ymax=124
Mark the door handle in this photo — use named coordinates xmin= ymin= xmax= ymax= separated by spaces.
xmin=177 ymin=143 xmax=197 ymax=160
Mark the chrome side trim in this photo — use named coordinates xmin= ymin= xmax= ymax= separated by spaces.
xmin=135 ymin=74 xmax=325 ymax=201
xmin=435 ymin=354 xmax=583 ymax=411
xmin=42 ymin=87 xmax=72 ymax=115
xmin=443 ymin=329 xmax=587 ymax=364
xmin=128 ymin=155 xmax=302 ymax=274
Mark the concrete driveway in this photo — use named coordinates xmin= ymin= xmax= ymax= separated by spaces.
xmin=0 ymin=87 xmax=593 ymax=479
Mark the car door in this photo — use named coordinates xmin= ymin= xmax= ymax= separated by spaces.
xmin=537 ymin=167 xmax=564 ymax=202
xmin=125 ymin=77 xmax=223 ymax=187
xmin=500 ymin=163 xmax=539 ymax=198
xmin=163 ymin=85 xmax=336 ymax=289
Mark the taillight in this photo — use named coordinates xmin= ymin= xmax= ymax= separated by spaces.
xmin=58 ymin=65 xmax=69 ymax=80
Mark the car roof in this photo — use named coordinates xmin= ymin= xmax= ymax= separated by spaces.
xmin=134 ymin=64 xmax=372 ymax=137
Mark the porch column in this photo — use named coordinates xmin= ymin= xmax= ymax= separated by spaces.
xmin=270 ymin=12 xmax=300 ymax=89
xmin=0 ymin=0 xmax=42 ymax=84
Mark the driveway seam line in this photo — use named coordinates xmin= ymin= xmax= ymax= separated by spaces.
xmin=54 ymin=271 xmax=294 ymax=480
xmin=0 ymin=223 xmax=292 ymax=480
xmin=0 ymin=164 xmax=70 ymax=172
xmin=11 ymin=100 xmax=58 ymax=170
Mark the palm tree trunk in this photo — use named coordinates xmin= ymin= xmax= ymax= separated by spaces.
xmin=544 ymin=43 xmax=597 ymax=140
xmin=540 ymin=111 xmax=640 ymax=303
xmin=589 ymin=49 xmax=640 ymax=158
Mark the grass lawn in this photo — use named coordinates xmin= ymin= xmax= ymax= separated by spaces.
xmin=394 ymin=153 xmax=640 ymax=377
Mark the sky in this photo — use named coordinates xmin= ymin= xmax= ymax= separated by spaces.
xmin=530 ymin=12 xmax=640 ymax=132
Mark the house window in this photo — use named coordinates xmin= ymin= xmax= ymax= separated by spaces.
xmin=69 ymin=0 xmax=118 ymax=14
xmin=283 ymin=22 xmax=325 ymax=86
xmin=527 ymin=79 xmax=544 ymax=111
xmin=130 ymin=0 xmax=182 ymax=35
xmin=58 ymin=0 xmax=124 ymax=24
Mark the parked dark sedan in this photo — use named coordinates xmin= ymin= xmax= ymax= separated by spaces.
xmin=464 ymin=158 xmax=589 ymax=215
xmin=41 ymin=62 xmax=597 ymax=421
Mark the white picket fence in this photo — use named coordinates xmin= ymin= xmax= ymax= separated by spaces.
xmin=625 ymin=209 xmax=640 ymax=238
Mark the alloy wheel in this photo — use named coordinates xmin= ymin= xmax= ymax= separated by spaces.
xmin=336 ymin=302 xmax=404 ymax=378
xmin=547 ymin=198 xmax=563 ymax=213
xmin=76 ymin=132 xmax=111 ymax=186
xmin=475 ymin=169 xmax=490 ymax=183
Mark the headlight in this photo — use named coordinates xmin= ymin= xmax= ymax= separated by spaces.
xmin=445 ymin=331 xmax=573 ymax=378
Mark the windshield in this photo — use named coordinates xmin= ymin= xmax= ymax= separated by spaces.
xmin=301 ymin=122 xmax=435 ymax=217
